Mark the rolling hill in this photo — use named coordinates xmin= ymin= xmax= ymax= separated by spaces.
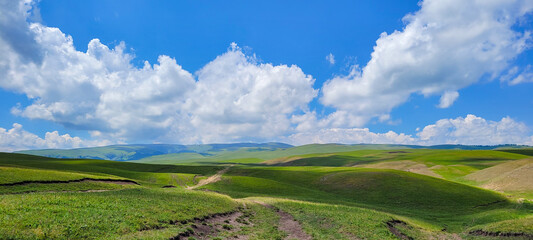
xmin=2 ymin=146 xmax=532 ymax=239
xmin=465 ymin=158 xmax=533 ymax=198
xmin=15 ymin=143 xmax=531 ymax=165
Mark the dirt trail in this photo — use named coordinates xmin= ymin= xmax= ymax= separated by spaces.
xmin=187 ymin=165 xmax=232 ymax=190
xmin=0 ymin=178 xmax=138 ymax=186
xmin=254 ymin=201 xmax=312 ymax=240
xmin=171 ymin=206 xmax=251 ymax=240
xmin=386 ymin=220 xmax=413 ymax=240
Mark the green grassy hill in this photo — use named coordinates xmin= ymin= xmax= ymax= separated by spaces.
xmin=0 ymin=152 xmax=223 ymax=187
xmin=202 ymin=166 xmax=523 ymax=225
xmin=1 ymin=148 xmax=532 ymax=239
xmin=134 ymin=143 xmax=414 ymax=164
xmin=265 ymin=149 xmax=527 ymax=180
xmin=16 ymin=143 xmax=529 ymax=165
xmin=497 ymin=148 xmax=533 ymax=156
xmin=465 ymin=158 xmax=533 ymax=198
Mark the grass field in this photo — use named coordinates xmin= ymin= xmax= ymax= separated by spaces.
xmin=1 ymin=146 xmax=532 ymax=239
xmin=0 ymin=188 xmax=237 ymax=239
xmin=0 ymin=152 xmax=222 ymax=187
xmin=133 ymin=144 xmax=423 ymax=164
xmin=201 ymin=166 xmax=532 ymax=232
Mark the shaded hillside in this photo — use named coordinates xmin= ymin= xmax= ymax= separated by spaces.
xmin=134 ymin=144 xmax=533 ymax=164
xmin=497 ymin=148 xmax=533 ymax=156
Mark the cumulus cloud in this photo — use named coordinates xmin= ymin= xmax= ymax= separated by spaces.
xmin=0 ymin=123 xmax=90 ymax=152
xmin=326 ymin=53 xmax=335 ymax=65
xmin=288 ymin=115 xmax=533 ymax=146
xmin=321 ymin=0 xmax=533 ymax=127
xmin=0 ymin=1 xmax=317 ymax=143
xmin=1 ymin=0 xmax=532 ymax=147
xmin=417 ymin=114 xmax=533 ymax=145
xmin=0 ymin=0 xmax=42 ymax=63
xmin=3 ymin=28 xmax=196 ymax=141
xmin=180 ymin=44 xmax=317 ymax=143
xmin=288 ymin=128 xmax=415 ymax=146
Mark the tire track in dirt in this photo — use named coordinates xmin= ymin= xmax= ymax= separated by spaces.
xmin=187 ymin=165 xmax=233 ymax=190
xmin=171 ymin=205 xmax=252 ymax=240
xmin=254 ymin=201 xmax=312 ymax=240
xmin=385 ymin=220 xmax=413 ymax=240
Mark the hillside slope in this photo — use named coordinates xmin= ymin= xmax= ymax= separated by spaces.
xmin=16 ymin=143 xmax=530 ymax=164
xmin=466 ymin=158 xmax=533 ymax=197
xmin=1 ymin=151 xmax=532 ymax=239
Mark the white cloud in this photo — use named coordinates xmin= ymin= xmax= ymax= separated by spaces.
xmin=509 ymin=65 xmax=533 ymax=85
xmin=321 ymin=0 xmax=533 ymax=127
xmin=0 ymin=1 xmax=317 ymax=144
xmin=0 ymin=0 xmax=43 ymax=63
xmin=326 ymin=53 xmax=335 ymax=65
xmin=417 ymin=114 xmax=533 ymax=145
xmin=2 ymin=115 xmax=526 ymax=150
xmin=0 ymin=123 xmax=94 ymax=152
xmin=437 ymin=91 xmax=459 ymax=108
xmin=288 ymin=128 xmax=415 ymax=146
xmin=177 ymin=44 xmax=317 ymax=143
xmin=1 ymin=0 xmax=532 ymax=147
xmin=3 ymin=27 xmax=197 ymax=141
xmin=288 ymin=115 xmax=533 ymax=146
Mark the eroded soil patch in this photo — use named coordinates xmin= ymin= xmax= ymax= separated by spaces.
xmin=187 ymin=165 xmax=232 ymax=190
xmin=469 ymin=229 xmax=533 ymax=239
xmin=254 ymin=201 xmax=311 ymax=240
xmin=172 ymin=206 xmax=251 ymax=240
xmin=0 ymin=178 xmax=138 ymax=186
xmin=386 ymin=220 xmax=413 ymax=240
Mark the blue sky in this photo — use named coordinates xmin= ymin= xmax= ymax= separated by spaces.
xmin=0 ymin=0 xmax=532 ymax=150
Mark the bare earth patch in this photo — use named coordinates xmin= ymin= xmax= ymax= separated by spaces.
xmin=172 ymin=206 xmax=251 ymax=240
xmin=469 ymin=229 xmax=533 ymax=239
xmin=254 ymin=201 xmax=311 ymax=240
xmin=187 ymin=165 xmax=232 ymax=190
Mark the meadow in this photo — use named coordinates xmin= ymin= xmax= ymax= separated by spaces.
xmin=1 ymin=146 xmax=532 ymax=239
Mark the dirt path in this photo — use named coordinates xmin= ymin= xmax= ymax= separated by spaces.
xmin=187 ymin=165 xmax=232 ymax=190
xmin=385 ymin=220 xmax=413 ymax=240
xmin=254 ymin=201 xmax=312 ymax=240
xmin=171 ymin=206 xmax=251 ymax=240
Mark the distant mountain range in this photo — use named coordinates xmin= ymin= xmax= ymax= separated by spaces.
xmin=15 ymin=143 xmax=530 ymax=162
xmin=16 ymin=143 xmax=292 ymax=161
